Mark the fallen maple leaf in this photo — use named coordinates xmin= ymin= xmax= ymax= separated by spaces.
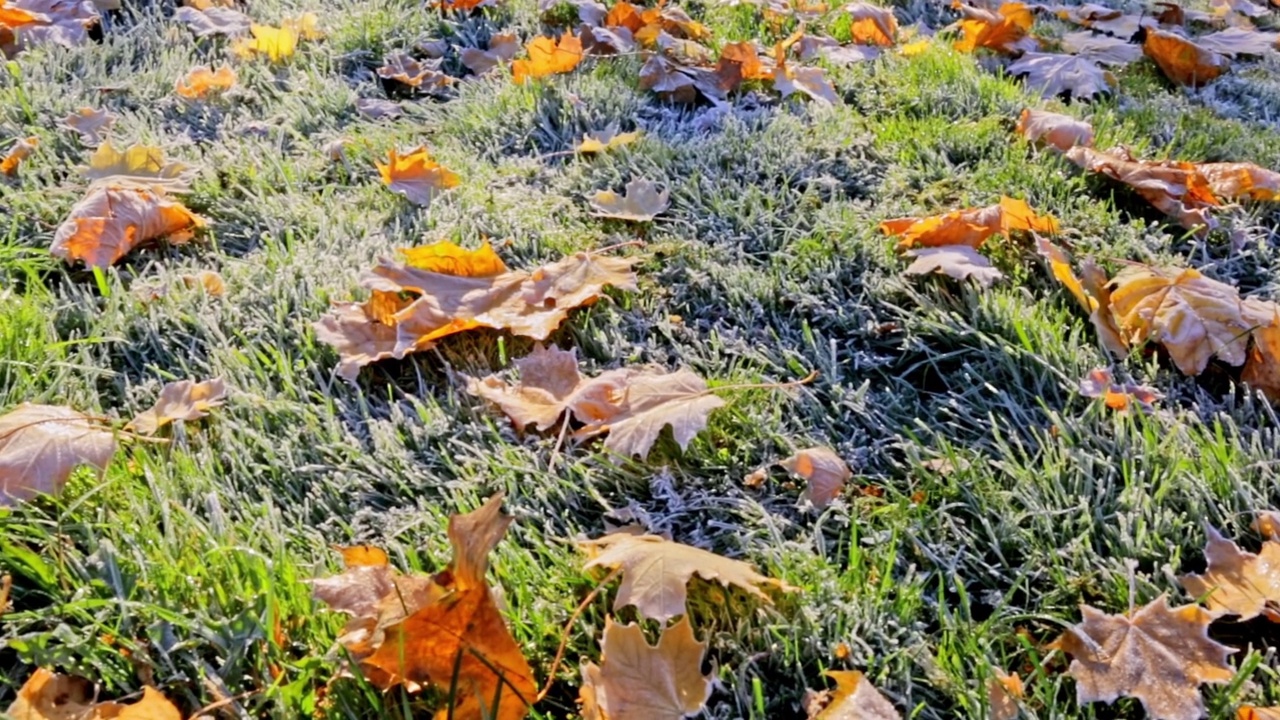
xmin=880 ymin=197 xmax=1059 ymax=250
xmin=51 ymin=186 xmax=205 ymax=268
xmin=175 ymin=63 xmax=237 ymax=99
xmin=1179 ymin=525 xmax=1280 ymax=621
xmin=581 ymin=532 xmax=795 ymax=622
xmin=1108 ymin=265 xmax=1268 ymax=375
xmin=1078 ymin=368 xmax=1160 ymax=411
xmin=1241 ymin=708 xmax=1280 ymax=720
xmin=807 ymin=670 xmax=900 ymax=719
xmin=1065 ymin=146 xmax=1219 ymax=232
xmin=356 ymin=97 xmax=402 ymax=120
xmin=376 ymin=146 xmax=460 ymax=206
xmin=1052 ymin=596 xmax=1235 ymax=720
xmin=780 ymin=446 xmax=851 ymax=509
xmin=376 ymin=51 xmax=451 ymax=91
xmin=1 ymin=135 xmax=36 ymax=176
xmin=315 ymin=244 xmax=637 ymax=379
xmin=590 ymin=178 xmax=669 ymax=221
xmin=1008 ymin=52 xmax=1113 ymax=99
xmin=1198 ymin=162 xmax=1280 ymax=202
xmin=313 ymin=495 xmax=537 ymax=719
xmin=1060 ymin=31 xmax=1144 ymax=66
xmin=1142 ymin=28 xmax=1228 ymax=87
xmin=230 ymin=22 xmax=298 ymax=62
xmin=573 ymin=368 xmax=725 ymax=458
xmin=5 ymin=668 xmax=181 ymax=720
xmin=58 ymin=107 xmax=116 ymax=145
xmin=1244 ymin=307 xmax=1280 ymax=401
xmin=0 ymin=403 xmax=116 ymax=506
xmin=466 ymin=344 xmax=631 ymax=432
xmin=903 ymin=245 xmax=1004 ymax=286
xmin=401 ymin=238 xmax=508 ymax=275
xmin=460 ymin=32 xmax=521 ymax=75
xmin=512 ymin=31 xmax=584 ymax=83
xmin=953 ymin=1 xmax=1037 ymax=55
xmin=1016 ymin=109 xmax=1094 ymax=152
xmin=579 ymin=617 xmax=711 ymax=720
xmin=1034 ymin=237 xmax=1128 ymax=357
xmin=0 ymin=0 xmax=97 ymax=57
xmin=173 ymin=5 xmax=250 ymax=37
xmin=773 ymin=63 xmax=839 ymax=104
xmin=845 ymin=2 xmax=897 ymax=46
xmin=126 ymin=378 xmax=227 ymax=435
xmin=987 ymin=670 xmax=1023 ymax=720
xmin=1195 ymin=26 xmax=1279 ymax=57
xmin=82 ymin=141 xmax=194 ymax=191
xmin=577 ymin=128 xmax=642 ymax=154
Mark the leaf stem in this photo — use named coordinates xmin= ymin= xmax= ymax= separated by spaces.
xmin=536 ymin=567 xmax=621 ymax=702
xmin=706 ymin=369 xmax=819 ymax=395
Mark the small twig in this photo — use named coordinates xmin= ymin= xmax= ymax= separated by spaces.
xmin=590 ymin=239 xmax=646 ymax=255
xmin=546 ymin=415 xmax=572 ymax=474
xmin=191 ymin=689 xmax=262 ymax=718
xmin=536 ymin=568 xmax=621 ymax=702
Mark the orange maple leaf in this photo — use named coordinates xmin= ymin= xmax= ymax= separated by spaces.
xmin=512 ymin=32 xmax=584 ymax=83
xmin=880 ymin=197 xmax=1059 ymax=250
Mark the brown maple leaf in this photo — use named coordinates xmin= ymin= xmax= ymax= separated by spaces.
xmin=580 ymin=532 xmax=795 ymax=622
xmin=6 ymin=668 xmax=182 ymax=720
xmin=58 ymin=107 xmax=116 ymax=146
xmin=460 ymin=32 xmax=520 ymax=75
xmin=0 ymin=403 xmax=116 ymax=506
xmin=466 ymin=344 xmax=631 ymax=432
xmin=1065 ymin=146 xmax=1219 ymax=232
xmin=313 ymin=495 xmax=537 ymax=720
xmin=51 ymin=186 xmax=205 ymax=269
xmin=376 ymin=51 xmax=451 ymax=91
xmin=880 ymin=196 xmax=1059 ymax=250
xmin=572 ymin=368 xmax=725 ymax=458
xmin=987 ymin=669 xmax=1023 ymax=720
xmin=1142 ymin=28 xmax=1228 ymax=87
xmin=807 ymin=670 xmax=900 ymax=719
xmin=779 ymin=446 xmax=851 ymax=510
xmin=1060 ymin=31 xmax=1144 ymax=66
xmin=1197 ymin=162 xmax=1280 ymax=202
xmin=126 ymin=378 xmax=227 ymax=435
xmin=1016 ymin=109 xmax=1094 ymax=152
xmin=173 ymin=5 xmax=251 ymax=37
xmin=1034 ymin=237 xmax=1128 ymax=357
xmin=579 ymin=617 xmax=711 ymax=720
xmin=1052 ymin=595 xmax=1235 ymax=720
xmin=1180 ymin=525 xmax=1280 ymax=621
xmin=902 ymin=245 xmax=1004 ymax=287
xmin=1243 ymin=306 xmax=1280 ymax=402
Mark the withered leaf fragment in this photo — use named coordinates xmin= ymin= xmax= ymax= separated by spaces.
xmin=579 ymin=617 xmax=711 ymax=720
xmin=460 ymin=32 xmax=520 ymax=75
xmin=844 ymin=2 xmax=897 ymax=46
xmin=0 ymin=135 xmax=36 ymax=176
xmin=808 ymin=670 xmax=901 ymax=719
xmin=780 ymin=446 xmax=851 ymax=509
xmin=1061 ymin=31 xmax=1144 ymax=66
xmin=376 ymin=146 xmax=460 ymax=206
xmin=1179 ymin=525 xmax=1280 ymax=621
xmin=1142 ymin=28 xmax=1227 ymax=87
xmin=0 ymin=403 xmax=116 ymax=506
xmin=376 ymin=52 xmax=451 ymax=91
xmin=82 ymin=142 xmax=195 ymax=191
xmin=312 ymin=495 xmax=536 ymax=720
xmin=1052 ymin=596 xmax=1235 ymax=720
xmin=581 ymin=532 xmax=795 ymax=622
xmin=5 ymin=668 xmax=182 ymax=720
xmin=51 ymin=186 xmax=204 ymax=269
xmin=987 ymin=670 xmax=1023 ymax=720
xmin=175 ymin=63 xmax=237 ymax=99
xmin=1078 ymin=368 xmax=1160 ymax=411
xmin=58 ymin=107 xmax=116 ymax=145
xmin=173 ymin=5 xmax=250 ymax=36
xmin=903 ymin=245 xmax=1004 ymax=287
xmin=1066 ymin=146 xmax=1219 ymax=232
xmin=572 ymin=369 xmax=724 ymax=458
xmin=590 ymin=178 xmax=669 ymax=221
xmin=577 ymin=128 xmax=642 ymax=154
xmin=1016 ymin=108 xmax=1094 ymax=152
xmin=126 ymin=378 xmax=227 ymax=435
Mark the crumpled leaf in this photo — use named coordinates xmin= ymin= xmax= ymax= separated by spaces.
xmin=579 ymin=617 xmax=711 ymax=720
xmin=312 ymin=495 xmax=536 ymax=720
xmin=376 ymin=52 xmax=452 ymax=91
xmin=880 ymin=196 xmax=1059 ymax=250
xmin=573 ymin=369 xmax=725 ymax=458
xmin=1 ymin=135 xmax=37 ymax=176
xmin=512 ymin=31 xmax=584 ymax=83
xmin=173 ymin=5 xmax=250 ymax=36
xmin=126 ymin=378 xmax=227 ymax=435
xmin=376 ymin=146 xmax=460 ymax=207
xmin=1244 ymin=307 xmax=1280 ymax=401
xmin=315 ymin=244 xmax=638 ymax=379
xmin=51 ymin=186 xmax=204 ymax=268
xmin=953 ymin=1 xmax=1037 ymax=55
xmin=1108 ymin=264 xmax=1268 ymax=375
xmin=1078 ymin=368 xmax=1160 ymax=411
xmin=903 ymin=245 xmax=1004 ymax=287
xmin=82 ymin=142 xmax=194 ymax=191
xmin=1143 ymin=28 xmax=1228 ymax=87
xmin=773 ymin=63 xmax=839 ymax=104
xmin=1065 ymin=146 xmax=1219 ymax=232
xmin=0 ymin=0 xmax=98 ymax=57
xmin=780 ymin=446 xmax=851 ymax=510
xmin=577 ymin=128 xmax=642 ymax=153
xmin=401 ymin=239 xmax=508 ymax=275
xmin=1052 ymin=595 xmax=1235 ymax=720
xmin=845 ymin=2 xmax=897 ymax=46
xmin=5 ymin=668 xmax=181 ymax=720
xmin=580 ymin=532 xmax=795 ymax=622
xmin=1179 ymin=525 xmax=1280 ymax=621
xmin=460 ymin=32 xmax=520 ymax=75
xmin=987 ymin=670 xmax=1023 ymax=720
xmin=1241 ymin=707 xmax=1280 ymax=720
xmin=175 ymin=63 xmax=237 ymax=99
xmin=0 ymin=403 xmax=116 ymax=506
xmin=1008 ymin=52 xmax=1113 ymax=99
xmin=807 ymin=670 xmax=901 ymax=719
xmin=58 ymin=107 xmax=116 ymax=145
xmin=1035 ymin=237 xmax=1129 ymax=358
xmin=1198 ymin=162 xmax=1280 ymax=201
xmin=1016 ymin=108 xmax=1094 ymax=152
xmin=466 ymin=344 xmax=631 ymax=432
xmin=590 ymin=178 xmax=669 ymax=221
xmin=1060 ymin=31 xmax=1144 ymax=66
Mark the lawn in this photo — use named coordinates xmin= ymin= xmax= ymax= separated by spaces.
xmin=3 ymin=0 xmax=1280 ymax=718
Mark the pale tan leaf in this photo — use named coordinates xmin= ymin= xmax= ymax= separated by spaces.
xmin=1060 ymin=31 xmax=1144 ymax=66
xmin=5 ymin=668 xmax=182 ymax=720
xmin=51 ymin=186 xmax=204 ymax=269
xmin=1195 ymin=26 xmax=1278 ymax=57
xmin=1016 ymin=109 xmax=1094 ymax=152
xmin=809 ymin=670 xmax=901 ymax=719
xmin=903 ymin=245 xmax=1004 ymax=286
xmin=460 ymin=32 xmax=520 ymax=75
xmin=590 ymin=178 xmax=669 ymax=221
xmin=1198 ymin=162 xmax=1280 ymax=201
xmin=57 ymin=107 xmax=116 ymax=146
xmin=1066 ymin=145 xmax=1219 ymax=233
xmin=355 ymin=97 xmax=403 ymax=120
xmin=781 ymin=446 xmax=851 ymax=509
xmin=81 ymin=142 xmax=195 ymax=191
xmin=773 ymin=65 xmax=839 ymax=104
xmin=173 ymin=5 xmax=250 ymax=36
xmin=0 ymin=404 xmax=116 ymax=506
xmin=1052 ymin=595 xmax=1235 ymax=720
xmin=376 ymin=52 xmax=451 ymax=91
xmin=1179 ymin=525 xmax=1280 ymax=621
xmin=579 ymin=617 xmax=711 ymax=720
xmin=987 ymin=670 xmax=1023 ymax=720
xmin=575 ymin=369 xmax=725 ymax=458
xmin=1008 ymin=52 xmax=1113 ymax=99
xmin=580 ymin=532 xmax=795 ymax=622
xmin=466 ymin=345 xmax=630 ymax=432
xmin=126 ymin=378 xmax=227 ymax=435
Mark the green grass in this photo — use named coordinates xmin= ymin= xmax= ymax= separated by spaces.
xmin=3 ymin=1 xmax=1280 ymax=718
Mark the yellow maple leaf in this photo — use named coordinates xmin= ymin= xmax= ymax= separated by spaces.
xmin=376 ymin=147 xmax=460 ymax=206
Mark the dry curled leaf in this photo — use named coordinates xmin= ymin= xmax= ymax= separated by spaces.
xmin=1078 ymin=368 xmax=1161 ymax=411
xmin=845 ymin=2 xmax=897 ymax=46
xmin=1060 ymin=31 xmax=1144 ymax=66
xmin=903 ymin=245 xmax=1004 ymax=287
xmin=580 ymin=532 xmax=795 ymax=622
xmin=5 ymin=668 xmax=181 ymax=720
xmin=1 ymin=135 xmax=37 ymax=176
xmin=590 ymin=178 xmax=670 ymax=221
xmin=51 ymin=186 xmax=204 ymax=269
xmin=175 ymin=63 xmax=236 ymax=99
xmin=460 ymin=32 xmax=520 ymax=75
xmin=512 ymin=31 xmax=584 ymax=83
xmin=1066 ymin=146 xmax=1219 ymax=233
xmin=173 ymin=5 xmax=250 ymax=36
xmin=312 ymin=495 xmax=536 ymax=720
xmin=82 ymin=142 xmax=195 ymax=191
xmin=376 ymin=52 xmax=451 ymax=91
xmin=1052 ymin=595 xmax=1235 ymax=720
xmin=1016 ymin=108 xmax=1094 ymax=152
xmin=577 ymin=128 xmax=642 ymax=153
xmin=808 ymin=670 xmax=901 ymax=719
xmin=1198 ymin=162 xmax=1280 ymax=202
xmin=126 ymin=378 xmax=227 ymax=435
xmin=1179 ymin=525 xmax=1280 ymax=621
xmin=953 ymin=1 xmax=1037 ymax=55
xmin=881 ymin=196 xmax=1059 ymax=250
xmin=0 ymin=0 xmax=98 ymax=57
xmin=58 ymin=107 xmax=116 ymax=146
xmin=314 ymin=243 xmax=637 ymax=379
xmin=780 ymin=446 xmax=851 ymax=509
xmin=987 ymin=670 xmax=1023 ymax=720
xmin=1142 ymin=28 xmax=1228 ymax=87
xmin=1008 ymin=52 xmax=1113 ymax=99
xmin=1244 ymin=307 xmax=1280 ymax=401
xmin=579 ymin=617 xmax=711 ymax=720
xmin=376 ymin=146 xmax=460 ymax=206
xmin=0 ymin=404 xmax=116 ymax=506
